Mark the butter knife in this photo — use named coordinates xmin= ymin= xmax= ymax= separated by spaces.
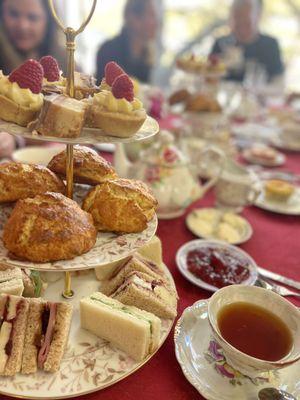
xmin=258 ymin=267 xmax=300 ymax=291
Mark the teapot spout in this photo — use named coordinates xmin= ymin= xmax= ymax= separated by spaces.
xmin=114 ymin=143 xmax=133 ymax=178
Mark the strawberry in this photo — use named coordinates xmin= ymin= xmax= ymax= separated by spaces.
xmin=105 ymin=61 xmax=125 ymax=86
xmin=9 ymin=59 xmax=44 ymax=94
xmin=39 ymin=55 xmax=60 ymax=82
xmin=112 ymin=74 xmax=134 ymax=102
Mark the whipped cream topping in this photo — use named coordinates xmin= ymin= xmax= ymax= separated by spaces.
xmin=0 ymin=71 xmax=43 ymax=110
xmin=94 ymin=90 xmax=143 ymax=114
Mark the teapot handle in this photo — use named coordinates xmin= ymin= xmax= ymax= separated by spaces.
xmin=199 ymin=147 xmax=226 ymax=195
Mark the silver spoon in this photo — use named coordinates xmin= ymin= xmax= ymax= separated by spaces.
xmin=256 ymin=279 xmax=300 ymax=299
xmin=258 ymin=388 xmax=296 ymax=400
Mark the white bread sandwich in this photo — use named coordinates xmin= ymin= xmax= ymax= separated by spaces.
xmin=100 ymin=255 xmax=168 ymax=296
xmin=0 ymin=294 xmax=29 ymax=376
xmin=0 ymin=264 xmax=24 ymax=296
xmin=94 ymin=235 xmax=163 ymax=281
xmin=80 ymin=292 xmax=161 ymax=362
xmin=109 ymin=271 xmax=177 ymax=319
xmin=22 ymin=299 xmax=73 ymax=374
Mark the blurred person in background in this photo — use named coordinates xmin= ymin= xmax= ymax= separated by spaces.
xmin=211 ymin=0 xmax=284 ymax=84
xmin=96 ymin=0 xmax=158 ymax=84
xmin=0 ymin=0 xmax=67 ymax=159
xmin=0 ymin=0 xmax=66 ymax=75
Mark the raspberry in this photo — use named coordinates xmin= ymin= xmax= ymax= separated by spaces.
xmin=105 ymin=61 xmax=125 ymax=86
xmin=112 ymin=74 xmax=134 ymax=102
xmin=9 ymin=59 xmax=44 ymax=94
xmin=40 ymin=55 xmax=60 ymax=82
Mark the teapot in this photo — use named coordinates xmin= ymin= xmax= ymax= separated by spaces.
xmin=115 ymin=131 xmax=224 ymax=219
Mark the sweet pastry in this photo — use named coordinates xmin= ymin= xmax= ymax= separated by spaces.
xmin=86 ymin=71 xmax=147 ymax=138
xmin=0 ymin=60 xmax=44 ymax=126
xmin=185 ymin=93 xmax=222 ymax=113
xmin=176 ymin=53 xmax=226 ymax=75
xmin=168 ymin=89 xmax=191 ymax=106
xmin=82 ymin=178 xmax=157 ymax=233
xmin=3 ymin=192 xmax=97 ymax=262
xmin=48 ymin=145 xmax=117 ymax=185
xmin=264 ymin=180 xmax=295 ymax=202
xmin=30 ymin=93 xmax=88 ymax=138
xmin=248 ymin=146 xmax=278 ymax=163
xmin=0 ymin=162 xmax=65 ymax=203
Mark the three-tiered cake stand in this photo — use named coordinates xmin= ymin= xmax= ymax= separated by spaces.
xmin=0 ymin=1 xmax=176 ymax=398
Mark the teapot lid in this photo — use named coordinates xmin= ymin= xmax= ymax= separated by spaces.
xmin=141 ymin=130 xmax=189 ymax=167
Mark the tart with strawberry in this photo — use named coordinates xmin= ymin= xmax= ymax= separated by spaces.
xmin=0 ymin=59 xmax=44 ymax=126
xmin=87 ymin=70 xmax=146 ymax=138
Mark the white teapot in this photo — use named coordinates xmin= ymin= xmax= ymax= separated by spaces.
xmin=115 ymin=131 xmax=224 ymax=219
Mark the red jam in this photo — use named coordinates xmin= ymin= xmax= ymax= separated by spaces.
xmin=186 ymin=247 xmax=250 ymax=288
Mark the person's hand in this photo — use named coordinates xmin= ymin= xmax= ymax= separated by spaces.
xmin=0 ymin=132 xmax=16 ymax=158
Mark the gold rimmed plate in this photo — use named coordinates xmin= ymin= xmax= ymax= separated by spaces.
xmin=0 ymin=116 xmax=159 ymax=145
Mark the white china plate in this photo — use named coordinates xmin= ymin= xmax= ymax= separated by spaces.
xmin=255 ymin=187 xmax=300 ymax=216
xmin=0 ymin=266 xmax=175 ymax=399
xmin=93 ymin=143 xmax=116 ymax=153
xmin=186 ymin=208 xmax=253 ymax=245
xmin=242 ymin=148 xmax=286 ymax=168
xmin=12 ymin=145 xmax=66 ymax=166
xmin=0 ymin=116 xmax=159 ymax=145
xmin=174 ymin=299 xmax=300 ymax=400
xmin=176 ymin=240 xmax=258 ymax=292
xmin=0 ymin=185 xmax=157 ymax=271
xmin=270 ymin=135 xmax=300 ymax=152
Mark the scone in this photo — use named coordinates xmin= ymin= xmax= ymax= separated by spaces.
xmin=86 ymin=72 xmax=146 ymax=138
xmin=48 ymin=145 xmax=117 ymax=185
xmin=30 ymin=93 xmax=88 ymax=138
xmin=0 ymin=162 xmax=65 ymax=203
xmin=185 ymin=93 xmax=222 ymax=113
xmin=3 ymin=192 xmax=97 ymax=263
xmin=82 ymin=179 xmax=158 ymax=233
xmin=264 ymin=180 xmax=295 ymax=202
xmin=0 ymin=60 xmax=44 ymax=126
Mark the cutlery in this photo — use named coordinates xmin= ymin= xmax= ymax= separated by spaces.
xmin=258 ymin=267 xmax=300 ymax=291
xmin=258 ymin=387 xmax=296 ymax=400
xmin=256 ymin=279 xmax=300 ymax=299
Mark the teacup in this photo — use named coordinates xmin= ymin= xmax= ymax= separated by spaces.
xmin=208 ymin=285 xmax=300 ymax=377
xmin=214 ymin=158 xmax=260 ymax=211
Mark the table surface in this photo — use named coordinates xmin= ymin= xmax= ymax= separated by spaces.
xmin=3 ymin=149 xmax=300 ymax=400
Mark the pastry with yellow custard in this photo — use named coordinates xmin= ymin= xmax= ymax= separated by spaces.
xmin=264 ymin=180 xmax=295 ymax=202
xmin=0 ymin=60 xmax=44 ymax=126
xmin=87 ymin=73 xmax=146 ymax=138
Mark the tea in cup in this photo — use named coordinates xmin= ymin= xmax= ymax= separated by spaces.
xmin=208 ymin=285 xmax=300 ymax=377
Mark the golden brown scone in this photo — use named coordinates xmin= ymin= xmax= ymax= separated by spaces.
xmin=3 ymin=192 xmax=97 ymax=262
xmin=185 ymin=94 xmax=222 ymax=113
xmin=0 ymin=162 xmax=65 ymax=204
xmin=82 ymin=179 xmax=158 ymax=233
xmin=48 ymin=145 xmax=117 ymax=185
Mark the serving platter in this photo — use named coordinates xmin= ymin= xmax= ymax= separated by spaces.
xmin=176 ymin=239 xmax=258 ymax=292
xmin=0 ymin=266 xmax=175 ymax=399
xmin=0 ymin=116 xmax=159 ymax=145
xmin=255 ymin=187 xmax=300 ymax=216
xmin=270 ymin=135 xmax=300 ymax=152
xmin=174 ymin=299 xmax=300 ymax=400
xmin=0 ymin=185 xmax=157 ymax=271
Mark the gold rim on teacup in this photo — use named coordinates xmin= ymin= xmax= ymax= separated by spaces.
xmin=208 ymin=285 xmax=300 ymax=377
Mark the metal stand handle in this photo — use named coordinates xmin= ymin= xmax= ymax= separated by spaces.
xmin=48 ymin=0 xmax=98 ymax=299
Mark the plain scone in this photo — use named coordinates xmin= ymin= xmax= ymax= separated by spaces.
xmin=82 ymin=179 xmax=157 ymax=233
xmin=48 ymin=145 xmax=117 ymax=185
xmin=3 ymin=192 xmax=97 ymax=262
xmin=0 ymin=162 xmax=65 ymax=203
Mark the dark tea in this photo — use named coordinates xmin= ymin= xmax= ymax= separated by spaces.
xmin=217 ymin=302 xmax=293 ymax=361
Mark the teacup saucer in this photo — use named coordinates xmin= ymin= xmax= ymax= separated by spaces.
xmin=174 ymin=300 xmax=300 ymax=400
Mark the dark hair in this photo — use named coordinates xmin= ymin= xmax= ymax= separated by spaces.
xmin=124 ymin=0 xmax=151 ymax=18
xmin=0 ymin=0 xmax=58 ymax=56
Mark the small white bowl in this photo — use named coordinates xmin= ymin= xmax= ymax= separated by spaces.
xmin=12 ymin=145 xmax=65 ymax=166
xmin=208 ymin=285 xmax=300 ymax=377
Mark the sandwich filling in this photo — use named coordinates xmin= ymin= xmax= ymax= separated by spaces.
xmin=0 ymin=295 xmax=24 ymax=373
xmin=36 ymin=303 xmax=57 ymax=368
xmin=110 ymin=256 xmax=164 ymax=280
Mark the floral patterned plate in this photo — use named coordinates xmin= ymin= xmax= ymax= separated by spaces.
xmin=0 ymin=116 xmax=159 ymax=145
xmin=0 ymin=184 xmax=157 ymax=271
xmin=0 ymin=267 xmax=175 ymax=399
xmin=174 ymin=300 xmax=300 ymax=400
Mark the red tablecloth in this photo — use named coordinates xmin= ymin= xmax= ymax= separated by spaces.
xmin=3 ymin=151 xmax=300 ymax=400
